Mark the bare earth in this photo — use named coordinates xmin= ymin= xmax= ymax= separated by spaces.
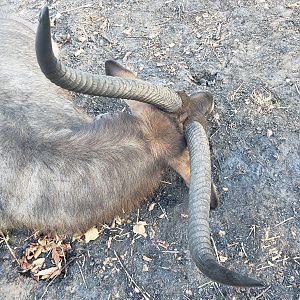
xmin=0 ymin=0 xmax=299 ymax=299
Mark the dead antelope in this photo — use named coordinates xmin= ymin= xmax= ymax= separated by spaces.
xmin=0 ymin=6 xmax=264 ymax=287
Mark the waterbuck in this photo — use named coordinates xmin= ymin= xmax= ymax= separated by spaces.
xmin=0 ymin=6 xmax=264 ymax=287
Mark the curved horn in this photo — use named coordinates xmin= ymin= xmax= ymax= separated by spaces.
xmin=185 ymin=121 xmax=264 ymax=287
xmin=35 ymin=6 xmax=182 ymax=112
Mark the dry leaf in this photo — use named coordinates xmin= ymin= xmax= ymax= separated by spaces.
xmin=287 ymin=1 xmax=300 ymax=8
xmin=219 ymin=255 xmax=228 ymax=263
xmin=149 ymin=227 xmax=156 ymax=239
xmin=142 ymin=255 xmax=152 ymax=262
xmin=51 ymin=246 xmax=61 ymax=266
xmin=133 ymin=222 xmax=147 ymax=237
xmin=38 ymin=238 xmax=47 ymax=247
xmin=84 ymin=227 xmax=99 ymax=243
xmin=19 ymin=234 xmax=71 ymax=281
xmin=49 ymin=268 xmax=62 ymax=279
xmin=142 ymin=264 xmax=149 ymax=272
xmin=148 ymin=203 xmax=156 ymax=211
xmin=217 ymin=230 xmax=226 ymax=237
xmin=115 ymin=216 xmax=123 ymax=225
xmin=157 ymin=240 xmax=169 ymax=250
xmin=31 ymin=257 xmax=45 ymax=268
xmin=103 ymin=257 xmax=111 ymax=266
xmin=33 ymin=245 xmax=43 ymax=259
xmin=31 ymin=257 xmax=46 ymax=273
xmin=19 ymin=257 xmax=32 ymax=272
xmin=72 ymin=232 xmax=83 ymax=242
xmin=35 ymin=266 xmax=59 ymax=278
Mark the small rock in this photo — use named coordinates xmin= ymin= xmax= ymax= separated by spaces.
xmin=267 ymin=129 xmax=273 ymax=137
xmin=123 ymin=28 xmax=132 ymax=36
xmin=78 ymin=35 xmax=87 ymax=43
xmin=217 ymin=230 xmax=226 ymax=237
xmin=214 ymin=113 xmax=220 ymax=120
xmin=185 ymin=289 xmax=193 ymax=296
xmin=142 ymin=264 xmax=149 ymax=272
xmin=148 ymin=203 xmax=156 ymax=211
xmin=74 ymin=48 xmax=84 ymax=57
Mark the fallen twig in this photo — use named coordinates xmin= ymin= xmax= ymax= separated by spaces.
xmin=293 ymin=257 xmax=300 ymax=266
xmin=294 ymin=83 xmax=300 ymax=97
xmin=158 ymin=203 xmax=168 ymax=220
xmin=210 ymin=236 xmax=220 ymax=263
xmin=254 ymin=286 xmax=272 ymax=299
xmin=262 ymin=235 xmax=281 ymax=242
xmin=240 ymin=242 xmax=248 ymax=258
xmin=114 ymin=251 xmax=151 ymax=300
xmin=0 ymin=231 xmax=19 ymax=264
xmin=274 ymin=217 xmax=294 ymax=227
xmin=214 ymin=23 xmax=222 ymax=40
xmin=198 ymin=281 xmax=213 ymax=289
xmin=160 ymin=180 xmax=172 ymax=185
xmin=230 ymin=82 xmax=244 ymax=101
xmin=213 ymin=282 xmax=226 ymax=299
xmin=76 ymin=260 xmax=87 ymax=289
xmin=247 ymin=224 xmax=257 ymax=239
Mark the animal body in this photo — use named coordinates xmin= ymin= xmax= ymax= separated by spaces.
xmin=0 ymin=11 xmax=213 ymax=232
xmin=0 ymin=6 xmax=263 ymax=287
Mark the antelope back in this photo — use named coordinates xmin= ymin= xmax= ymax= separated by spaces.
xmin=0 ymin=14 xmax=90 ymax=134
xmin=0 ymin=15 xmax=172 ymax=232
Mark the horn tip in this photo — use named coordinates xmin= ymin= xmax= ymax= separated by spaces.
xmin=39 ymin=5 xmax=49 ymax=24
xmin=249 ymin=279 xmax=266 ymax=288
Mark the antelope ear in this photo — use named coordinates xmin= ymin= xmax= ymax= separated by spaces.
xmin=190 ymin=92 xmax=214 ymax=116
xmin=104 ymin=60 xmax=150 ymax=114
xmin=105 ymin=60 xmax=137 ymax=79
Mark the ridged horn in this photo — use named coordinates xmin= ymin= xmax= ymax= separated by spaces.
xmin=185 ymin=121 xmax=264 ymax=287
xmin=35 ymin=6 xmax=182 ymax=112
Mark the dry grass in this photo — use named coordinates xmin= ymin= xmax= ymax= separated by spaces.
xmin=249 ymin=89 xmax=274 ymax=113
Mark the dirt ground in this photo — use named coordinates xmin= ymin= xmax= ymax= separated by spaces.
xmin=0 ymin=0 xmax=299 ymax=299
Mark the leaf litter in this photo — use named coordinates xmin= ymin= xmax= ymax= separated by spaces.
xmin=19 ymin=233 xmax=72 ymax=281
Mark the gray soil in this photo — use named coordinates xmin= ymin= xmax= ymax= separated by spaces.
xmin=0 ymin=0 xmax=299 ymax=299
